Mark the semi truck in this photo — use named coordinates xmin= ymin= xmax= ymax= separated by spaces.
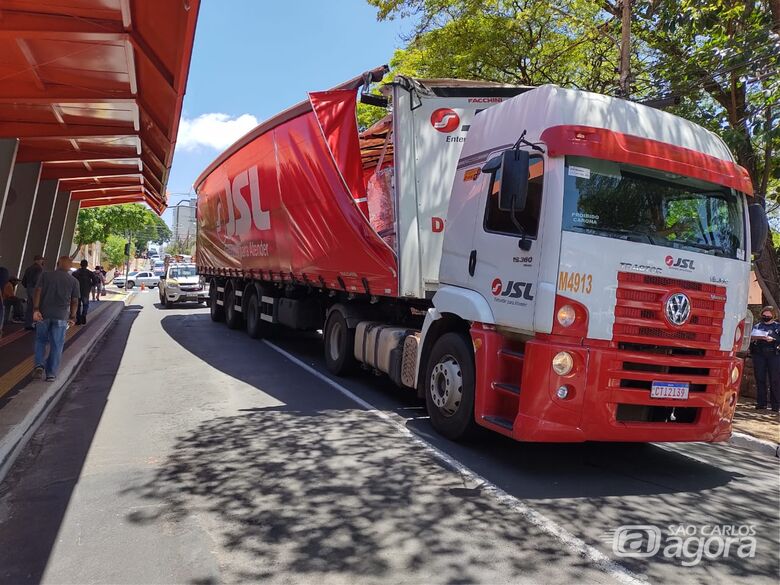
xmin=195 ymin=65 xmax=768 ymax=443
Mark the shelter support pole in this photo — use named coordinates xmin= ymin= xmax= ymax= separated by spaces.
xmin=0 ymin=161 xmax=41 ymax=277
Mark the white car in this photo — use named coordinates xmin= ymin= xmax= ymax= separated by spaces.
xmin=125 ymin=271 xmax=159 ymax=289
xmin=113 ymin=272 xmax=132 ymax=288
xmin=159 ymin=263 xmax=208 ymax=307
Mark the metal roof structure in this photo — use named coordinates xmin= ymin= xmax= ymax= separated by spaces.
xmin=0 ymin=0 xmax=200 ymax=214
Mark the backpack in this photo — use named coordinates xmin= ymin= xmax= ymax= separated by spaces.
xmin=91 ymin=271 xmax=101 ymax=286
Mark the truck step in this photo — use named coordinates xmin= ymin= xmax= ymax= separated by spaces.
xmin=482 ymin=415 xmax=514 ymax=431
xmin=498 ymin=349 xmax=525 ymax=362
xmin=492 ymin=382 xmax=521 ymax=396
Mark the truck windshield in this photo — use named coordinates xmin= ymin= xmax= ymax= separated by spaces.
xmin=169 ymin=266 xmax=197 ymax=278
xmin=562 ymin=156 xmax=746 ymax=259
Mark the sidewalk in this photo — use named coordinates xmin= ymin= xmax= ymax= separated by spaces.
xmin=0 ymin=292 xmax=133 ymax=479
xmin=0 ymin=290 xmax=127 ymax=405
xmin=732 ymin=399 xmax=780 ymax=444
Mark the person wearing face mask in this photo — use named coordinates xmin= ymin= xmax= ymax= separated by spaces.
xmin=749 ymin=306 xmax=780 ymax=412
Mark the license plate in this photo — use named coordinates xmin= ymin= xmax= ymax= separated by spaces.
xmin=650 ymin=381 xmax=689 ymax=400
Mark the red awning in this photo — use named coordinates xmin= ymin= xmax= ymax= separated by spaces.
xmin=0 ymin=0 xmax=200 ymax=214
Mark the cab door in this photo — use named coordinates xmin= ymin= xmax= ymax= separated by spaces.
xmin=469 ymin=152 xmax=545 ymax=332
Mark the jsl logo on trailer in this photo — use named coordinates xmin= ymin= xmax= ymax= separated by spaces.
xmin=215 ymin=165 xmax=271 ymax=240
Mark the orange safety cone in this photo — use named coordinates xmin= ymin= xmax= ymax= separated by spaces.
xmin=141 ymin=282 xmax=146 ymax=292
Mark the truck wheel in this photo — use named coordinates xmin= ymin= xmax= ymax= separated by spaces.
xmin=324 ymin=310 xmax=356 ymax=375
xmin=126 ymin=281 xmax=134 ymax=290
xmin=209 ymin=282 xmax=224 ymax=322
xmin=244 ymin=288 xmax=265 ymax=339
xmin=425 ymin=332 xmax=478 ymax=441
xmin=225 ymin=283 xmax=243 ymax=330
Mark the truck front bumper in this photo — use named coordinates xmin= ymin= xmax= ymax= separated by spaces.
xmin=473 ymin=329 xmax=741 ymax=443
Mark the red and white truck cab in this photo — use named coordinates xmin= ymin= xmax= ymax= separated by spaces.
xmin=431 ymin=85 xmax=765 ymax=442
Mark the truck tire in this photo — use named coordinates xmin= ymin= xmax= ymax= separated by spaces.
xmin=424 ymin=332 xmax=478 ymax=441
xmin=324 ymin=310 xmax=356 ymax=375
xmin=225 ymin=283 xmax=243 ymax=330
xmin=126 ymin=280 xmax=134 ymax=290
xmin=209 ymin=282 xmax=224 ymax=322
xmin=244 ymin=286 xmax=263 ymax=339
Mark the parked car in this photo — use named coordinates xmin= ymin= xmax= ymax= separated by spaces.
xmin=126 ymin=271 xmax=160 ymax=289
xmin=113 ymin=271 xmax=133 ymax=288
xmin=152 ymin=260 xmax=165 ymax=276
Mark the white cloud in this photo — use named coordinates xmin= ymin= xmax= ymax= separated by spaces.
xmin=177 ymin=112 xmax=259 ymax=151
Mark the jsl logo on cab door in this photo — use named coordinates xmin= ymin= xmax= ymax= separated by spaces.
xmin=491 ymin=277 xmax=534 ymax=306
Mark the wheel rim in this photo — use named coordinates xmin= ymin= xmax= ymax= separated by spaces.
xmin=328 ymin=320 xmax=343 ymax=362
xmin=429 ymin=354 xmax=463 ymax=417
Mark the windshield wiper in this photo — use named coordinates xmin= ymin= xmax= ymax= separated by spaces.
xmin=664 ymin=239 xmax=722 ymax=256
xmin=573 ymin=226 xmax=653 ymax=243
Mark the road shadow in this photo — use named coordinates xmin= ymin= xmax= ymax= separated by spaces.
xmin=156 ymin=313 xmax=779 ymax=582
xmin=0 ymin=305 xmax=141 ymax=585
xmin=122 ymin=404 xmax=607 ymax=584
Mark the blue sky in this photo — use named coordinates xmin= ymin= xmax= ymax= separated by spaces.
xmin=163 ymin=0 xmax=410 ymax=226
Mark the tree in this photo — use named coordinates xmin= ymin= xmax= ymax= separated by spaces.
xmin=369 ymin=0 xmax=621 ymax=91
xmin=102 ymin=234 xmax=129 ymax=270
xmin=73 ymin=208 xmax=109 ymax=259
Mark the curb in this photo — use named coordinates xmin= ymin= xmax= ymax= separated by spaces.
xmin=729 ymin=431 xmax=780 ymax=458
xmin=0 ymin=296 xmax=133 ymax=482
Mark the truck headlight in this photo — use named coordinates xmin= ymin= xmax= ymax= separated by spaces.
xmin=557 ymin=305 xmax=576 ymax=327
xmin=730 ymin=365 xmax=740 ymax=385
xmin=552 ymin=352 xmax=574 ymax=376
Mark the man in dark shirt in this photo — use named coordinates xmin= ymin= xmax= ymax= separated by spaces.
xmin=21 ymin=255 xmax=45 ymax=330
xmin=72 ymin=260 xmax=94 ymax=325
xmin=32 ymin=256 xmax=79 ymax=381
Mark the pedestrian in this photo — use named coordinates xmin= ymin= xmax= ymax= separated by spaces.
xmin=91 ymin=265 xmax=103 ymax=301
xmin=21 ymin=255 xmax=45 ymax=330
xmin=0 ymin=265 xmax=8 ymax=338
xmin=32 ymin=256 xmax=79 ymax=382
xmin=72 ymin=259 xmax=94 ymax=325
xmin=100 ymin=266 xmax=107 ymax=297
xmin=749 ymin=306 xmax=780 ymax=412
xmin=3 ymin=277 xmax=25 ymax=323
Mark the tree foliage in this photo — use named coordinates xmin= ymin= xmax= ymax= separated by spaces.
xmin=73 ymin=204 xmax=171 ymax=263
xmin=102 ymin=234 xmax=129 ymax=269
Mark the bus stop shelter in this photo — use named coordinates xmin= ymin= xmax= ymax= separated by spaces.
xmin=0 ymin=0 xmax=200 ymax=279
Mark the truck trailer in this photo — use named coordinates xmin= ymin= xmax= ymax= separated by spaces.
xmin=195 ymin=66 xmax=768 ymax=443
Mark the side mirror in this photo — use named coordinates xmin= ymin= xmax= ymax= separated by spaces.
xmin=748 ymin=203 xmax=769 ymax=257
xmin=497 ymin=150 xmax=530 ymax=212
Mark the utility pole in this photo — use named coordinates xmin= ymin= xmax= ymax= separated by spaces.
xmin=618 ymin=0 xmax=632 ymax=98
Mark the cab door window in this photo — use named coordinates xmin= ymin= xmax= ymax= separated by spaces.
xmin=484 ymin=154 xmax=544 ymax=238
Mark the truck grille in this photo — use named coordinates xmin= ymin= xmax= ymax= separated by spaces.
xmin=613 ymin=272 xmax=725 ymax=351
xmin=605 ymin=273 xmax=729 ymax=412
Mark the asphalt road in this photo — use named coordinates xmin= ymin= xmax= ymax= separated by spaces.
xmin=0 ymin=292 xmax=778 ymax=584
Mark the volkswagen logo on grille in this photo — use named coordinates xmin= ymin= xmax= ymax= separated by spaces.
xmin=665 ymin=293 xmax=691 ymax=326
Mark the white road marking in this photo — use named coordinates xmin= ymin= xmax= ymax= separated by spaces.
xmin=263 ymin=340 xmax=647 ymax=585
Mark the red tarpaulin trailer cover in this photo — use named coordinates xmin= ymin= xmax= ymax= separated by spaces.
xmin=196 ymin=89 xmax=399 ymax=296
